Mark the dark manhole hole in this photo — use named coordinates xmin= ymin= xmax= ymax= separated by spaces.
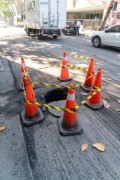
xmin=44 ymin=88 xmax=68 ymax=117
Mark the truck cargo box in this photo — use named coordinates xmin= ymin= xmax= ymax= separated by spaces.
xmin=25 ymin=0 xmax=67 ymax=38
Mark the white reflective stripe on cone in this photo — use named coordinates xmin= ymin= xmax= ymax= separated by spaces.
xmin=22 ymin=63 xmax=26 ymax=67
xmin=63 ymin=57 xmax=67 ymax=60
xmin=22 ymin=72 xmax=29 ymax=75
xmin=67 ymin=93 xmax=75 ymax=100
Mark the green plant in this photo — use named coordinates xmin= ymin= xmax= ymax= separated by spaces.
xmin=0 ymin=0 xmax=14 ymax=20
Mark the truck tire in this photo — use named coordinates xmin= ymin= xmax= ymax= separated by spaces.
xmin=37 ymin=35 xmax=43 ymax=40
xmin=53 ymin=36 xmax=57 ymax=39
xmin=27 ymin=29 xmax=30 ymax=36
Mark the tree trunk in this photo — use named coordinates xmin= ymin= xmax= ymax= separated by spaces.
xmin=99 ymin=0 xmax=114 ymax=31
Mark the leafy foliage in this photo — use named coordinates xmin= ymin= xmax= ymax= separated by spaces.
xmin=0 ymin=0 xmax=14 ymax=20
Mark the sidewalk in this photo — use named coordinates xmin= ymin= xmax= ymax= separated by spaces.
xmin=0 ymin=55 xmax=33 ymax=180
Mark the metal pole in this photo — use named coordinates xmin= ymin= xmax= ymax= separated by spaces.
xmin=56 ymin=0 xmax=59 ymax=28
xmin=48 ymin=0 xmax=51 ymax=28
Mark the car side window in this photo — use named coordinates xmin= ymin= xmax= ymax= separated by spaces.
xmin=107 ymin=26 xmax=117 ymax=32
xmin=107 ymin=26 xmax=120 ymax=33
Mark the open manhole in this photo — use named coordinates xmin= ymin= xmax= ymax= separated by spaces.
xmin=44 ymin=88 xmax=68 ymax=117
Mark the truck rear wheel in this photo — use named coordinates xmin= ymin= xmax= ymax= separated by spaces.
xmin=53 ymin=36 xmax=57 ymax=39
xmin=27 ymin=29 xmax=30 ymax=36
xmin=37 ymin=35 xmax=43 ymax=40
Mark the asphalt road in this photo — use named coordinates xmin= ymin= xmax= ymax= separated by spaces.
xmin=0 ymin=26 xmax=120 ymax=66
xmin=61 ymin=35 xmax=120 ymax=66
xmin=0 ymin=27 xmax=120 ymax=180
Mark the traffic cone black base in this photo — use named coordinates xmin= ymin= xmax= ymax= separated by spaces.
xmin=20 ymin=108 xmax=45 ymax=127
xmin=57 ymin=77 xmax=72 ymax=82
xmin=85 ymin=101 xmax=104 ymax=111
xmin=57 ymin=117 xmax=83 ymax=136
xmin=20 ymin=83 xmax=35 ymax=91
xmin=80 ymin=84 xmax=93 ymax=92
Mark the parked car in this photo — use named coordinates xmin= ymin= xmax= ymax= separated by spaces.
xmin=63 ymin=21 xmax=77 ymax=35
xmin=91 ymin=24 xmax=120 ymax=48
xmin=13 ymin=15 xmax=23 ymax=27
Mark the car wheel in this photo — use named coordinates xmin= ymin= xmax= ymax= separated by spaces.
xmin=53 ymin=36 xmax=57 ymax=39
xmin=93 ymin=37 xmax=101 ymax=48
xmin=63 ymin=31 xmax=67 ymax=35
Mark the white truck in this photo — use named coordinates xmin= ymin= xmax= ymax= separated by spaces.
xmin=24 ymin=0 xmax=67 ymax=39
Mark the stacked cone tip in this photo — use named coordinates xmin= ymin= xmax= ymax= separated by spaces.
xmin=81 ymin=57 xmax=95 ymax=92
xmin=85 ymin=68 xmax=104 ymax=110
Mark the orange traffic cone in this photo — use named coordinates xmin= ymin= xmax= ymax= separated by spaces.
xmin=20 ymin=57 xmax=30 ymax=90
xmin=20 ymin=80 xmax=44 ymax=126
xmin=57 ymin=52 xmax=72 ymax=82
xmin=81 ymin=57 xmax=95 ymax=92
xmin=85 ymin=68 xmax=104 ymax=110
xmin=57 ymin=83 xmax=83 ymax=136
xmin=20 ymin=57 xmax=34 ymax=90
